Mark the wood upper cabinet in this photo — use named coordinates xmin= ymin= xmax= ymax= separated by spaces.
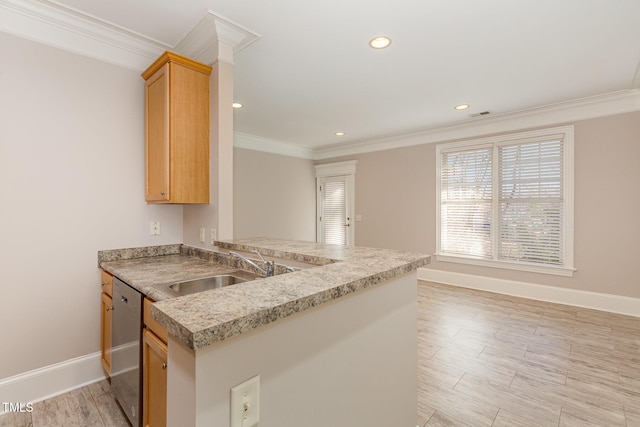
xmin=141 ymin=51 xmax=213 ymax=204
xmin=100 ymin=270 xmax=113 ymax=377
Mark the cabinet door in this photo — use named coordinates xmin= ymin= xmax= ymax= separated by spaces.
xmin=143 ymin=329 xmax=168 ymax=427
xmin=101 ymin=270 xmax=113 ymax=297
xmin=100 ymin=292 xmax=113 ymax=376
xmin=145 ymin=63 xmax=170 ymax=202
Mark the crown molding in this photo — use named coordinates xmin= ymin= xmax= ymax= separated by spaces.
xmin=234 ymin=132 xmax=315 ymax=160
xmin=175 ymin=10 xmax=260 ymax=66
xmin=0 ymin=0 xmax=260 ymax=70
xmin=312 ymin=89 xmax=640 ymax=160
xmin=0 ymin=0 xmax=169 ymax=70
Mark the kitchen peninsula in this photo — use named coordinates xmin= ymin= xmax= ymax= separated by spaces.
xmin=99 ymin=238 xmax=430 ymax=427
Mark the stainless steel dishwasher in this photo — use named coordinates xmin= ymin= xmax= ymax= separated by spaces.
xmin=112 ymin=276 xmax=143 ymax=427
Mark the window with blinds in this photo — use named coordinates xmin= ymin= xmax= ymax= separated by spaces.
xmin=436 ymin=126 xmax=574 ymax=276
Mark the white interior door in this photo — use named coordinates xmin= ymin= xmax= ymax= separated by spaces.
xmin=317 ymin=175 xmax=354 ymax=246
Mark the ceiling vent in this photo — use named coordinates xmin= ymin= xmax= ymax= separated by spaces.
xmin=470 ymin=111 xmax=491 ymax=117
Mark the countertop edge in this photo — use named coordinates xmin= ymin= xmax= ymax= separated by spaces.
xmin=101 ymin=238 xmax=431 ymax=352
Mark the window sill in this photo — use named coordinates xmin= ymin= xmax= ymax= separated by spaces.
xmin=434 ymin=254 xmax=576 ymax=277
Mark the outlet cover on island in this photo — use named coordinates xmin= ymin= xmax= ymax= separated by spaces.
xmin=210 ymin=228 xmax=216 ymax=245
xmin=230 ymin=375 xmax=259 ymax=427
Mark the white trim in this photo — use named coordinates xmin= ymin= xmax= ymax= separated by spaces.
xmin=174 ymin=10 xmax=261 ymax=66
xmin=314 ymin=160 xmax=357 ymax=177
xmin=435 ymin=125 xmax=574 ymax=275
xmin=418 ymin=268 xmax=640 ymax=317
xmin=434 ymin=254 xmax=575 ymax=277
xmin=0 ymin=0 xmax=167 ymax=70
xmin=0 ymin=0 xmax=260 ymax=71
xmin=312 ymin=90 xmax=640 ymax=159
xmin=231 ymin=90 xmax=640 ymax=161
xmin=0 ymin=351 xmax=106 ymax=414
xmin=234 ymin=132 xmax=314 ymax=159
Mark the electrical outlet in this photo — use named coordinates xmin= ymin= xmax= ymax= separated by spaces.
xmin=230 ymin=375 xmax=259 ymax=427
xmin=210 ymin=228 xmax=216 ymax=245
xmin=150 ymin=221 xmax=160 ymax=235
xmin=199 ymin=227 xmax=206 ymax=243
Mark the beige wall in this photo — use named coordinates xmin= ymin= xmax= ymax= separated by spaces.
xmin=0 ymin=33 xmax=184 ymax=379
xmin=322 ymin=111 xmax=640 ymax=298
xmin=168 ymin=273 xmax=418 ymax=427
xmin=233 ymin=148 xmax=316 ymax=241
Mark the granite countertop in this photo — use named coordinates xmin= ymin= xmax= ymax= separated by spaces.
xmin=100 ymin=254 xmax=242 ymax=302
xmin=100 ymin=238 xmax=430 ymax=351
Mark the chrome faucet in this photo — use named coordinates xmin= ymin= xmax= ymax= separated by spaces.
xmin=230 ymin=250 xmax=275 ymax=277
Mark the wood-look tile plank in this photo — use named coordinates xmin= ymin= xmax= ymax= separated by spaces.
xmin=510 ymin=372 xmax=626 ymax=426
xmin=418 ymin=403 xmax=436 ymax=427
xmin=565 ymin=369 xmax=640 ymax=410
xmin=418 ymin=359 xmax=465 ymax=389
xmin=65 ymin=387 xmax=104 ymax=427
xmin=92 ymin=393 xmax=129 ymax=427
xmin=609 ymin=313 xmax=640 ymax=330
xmin=625 ymin=403 xmax=640 ymax=426
xmin=418 ymin=381 xmax=499 ymax=427
xmin=491 ymin=409 xmax=544 ymax=427
xmin=0 ymin=411 xmax=32 ymax=427
xmin=86 ymin=379 xmax=112 ymax=398
xmin=478 ymin=345 xmax=567 ymax=385
xmin=453 ymin=373 xmax=561 ymax=426
xmin=425 ymin=410 xmax=472 ymax=427
xmin=31 ymin=394 xmax=74 ymax=427
xmin=430 ymin=347 xmax=516 ymax=388
xmin=559 ymin=404 xmax=626 ymax=427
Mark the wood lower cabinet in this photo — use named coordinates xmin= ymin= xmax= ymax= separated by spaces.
xmin=143 ymin=298 xmax=168 ymax=427
xmin=142 ymin=51 xmax=212 ymax=204
xmin=100 ymin=270 xmax=113 ymax=377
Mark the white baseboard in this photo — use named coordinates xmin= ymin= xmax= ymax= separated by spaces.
xmin=418 ymin=268 xmax=640 ymax=317
xmin=0 ymin=351 xmax=106 ymax=414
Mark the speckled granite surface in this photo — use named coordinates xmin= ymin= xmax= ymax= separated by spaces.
xmin=147 ymin=238 xmax=430 ymax=351
xmin=99 ymin=239 xmax=430 ymax=350
xmin=100 ymin=253 xmax=243 ymax=302
xmin=98 ymin=244 xmax=181 ymax=265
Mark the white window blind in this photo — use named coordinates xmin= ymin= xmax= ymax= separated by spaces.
xmin=321 ymin=179 xmax=347 ymax=245
xmin=441 ymin=147 xmax=493 ymax=258
xmin=436 ymin=126 xmax=574 ymax=276
xmin=498 ymin=138 xmax=563 ymax=265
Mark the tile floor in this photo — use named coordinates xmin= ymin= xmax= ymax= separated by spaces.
xmin=417 ymin=281 xmax=640 ymax=427
xmin=2 ymin=280 xmax=639 ymax=426
xmin=0 ymin=379 xmax=128 ymax=427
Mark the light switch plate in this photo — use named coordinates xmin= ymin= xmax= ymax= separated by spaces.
xmin=210 ymin=228 xmax=217 ymax=245
xmin=230 ymin=375 xmax=259 ymax=427
xmin=199 ymin=227 xmax=206 ymax=243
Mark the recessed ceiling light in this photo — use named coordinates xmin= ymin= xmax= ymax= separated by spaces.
xmin=455 ymin=104 xmax=470 ymax=110
xmin=335 ymin=132 xmax=345 ymax=136
xmin=369 ymin=36 xmax=391 ymax=49
xmin=232 ymin=102 xmax=243 ymax=109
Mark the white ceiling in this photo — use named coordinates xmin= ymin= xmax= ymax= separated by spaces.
xmin=11 ymin=0 xmax=640 ymax=151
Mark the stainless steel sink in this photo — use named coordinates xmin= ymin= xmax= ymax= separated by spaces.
xmin=153 ymin=271 xmax=259 ymax=297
